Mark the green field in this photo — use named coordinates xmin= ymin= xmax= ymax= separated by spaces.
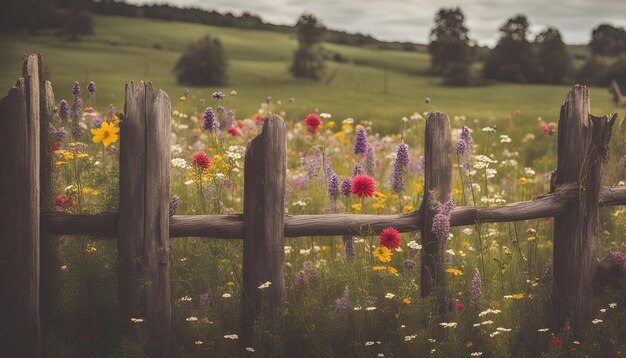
xmin=0 ymin=14 xmax=621 ymax=133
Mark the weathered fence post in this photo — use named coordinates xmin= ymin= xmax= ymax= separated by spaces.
xmin=552 ymin=85 xmax=616 ymax=335
xmin=420 ymin=112 xmax=452 ymax=299
xmin=0 ymin=54 xmax=42 ymax=356
xmin=119 ymin=82 xmax=172 ymax=352
xmin=242 ymin=115 xmax=287 ymax=343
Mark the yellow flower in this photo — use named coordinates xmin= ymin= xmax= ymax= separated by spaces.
xmin=351 ymin=203 xmax=362 ymax=212
xmin=373 ymin=265 xmax=387 ymax=271
xmin=334 ymin=131 xmax=345 ymax=139
xmin=76 ymin=153 xmax=89 ymax=159
xmin=412 ymin=179 xmax=424 ymax=195
xmin=511 ymin=293 xmax=524 ymax=299
xmin=372 ymin=265 xmax=398 ymax=275
xmin=341 ymin=123 xmax=353 ymax=133
xmin=55 ymin=161 xmax=66 ymax=166
xmin=452 ymin=188 xmax=461 ymax=195
xmin=179 ymin=96 xmax=187 ymax=102
xmin=326 ymin=120 xmax=335 ymax=128
xmin=86 ymin=243 xmax=97 ymax=253
xmin=402 ymin=205 xmax=415 ymax=213
xmin=403 ymin=298 xmax=411 ymax=304
xmin=322 ymin=245 xmax=329 ymax=251
xmin=374 ymin=246 xmax=392 ymax=262
xmin=227 ymin=281 xmax=235 ymax=286
xmin=372 ymin=203 xmax=384 ymax=210
xmin=519 ymin=177 xmax=528 ymax=185
xmin=373 ymin=192 xmax=387 ymax=203
xmin=527 ymin=236 xmax=536 ymax=241
xmin=446 ymin=268 xmax=464 ymax=276
xmin=91 ymin=121 xmax=119 ymax=147
xmin=387 ymin=266 xmax=398 ymax=275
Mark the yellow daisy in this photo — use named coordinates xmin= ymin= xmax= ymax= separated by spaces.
xmin=91 ymin=121 xmax=119 ymax=147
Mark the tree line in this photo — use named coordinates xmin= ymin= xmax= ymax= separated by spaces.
xmin=429 ymin=8 xmax=626 ymax=86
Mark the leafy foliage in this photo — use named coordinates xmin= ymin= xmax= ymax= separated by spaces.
xmin=290 ymin=14 xmax=326 ymax=80
xmin=428 ymin=7 xmax=472 ymax=76
xmin=173 ymin=35 xmax=227 ymax=86
xmin=590 ymin=24 xmax=626 ymax=57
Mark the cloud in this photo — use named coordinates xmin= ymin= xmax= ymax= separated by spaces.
xmin=127 ymin=0 xmax=626 ymax=46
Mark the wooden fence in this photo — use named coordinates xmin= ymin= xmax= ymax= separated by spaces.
xmin=2 ymin=54 xmax=626 ymax=356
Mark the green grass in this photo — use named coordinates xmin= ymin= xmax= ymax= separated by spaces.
xmin=0 ymin=14 xmax=621 ymax=133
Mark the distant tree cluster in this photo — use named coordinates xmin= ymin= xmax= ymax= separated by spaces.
xmin=428 ymin=8 xmax=472 ymax=86
xmin=590 ymin=24 xmax=626 ymax=57
xmin=290 ymin=14 xmax=326 ymax=80
xmin=173 ymin=36 xmax=227 ymax=86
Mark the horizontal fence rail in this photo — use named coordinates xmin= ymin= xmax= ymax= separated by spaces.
xmin=41 ymin=184 xmax=626 ymax=238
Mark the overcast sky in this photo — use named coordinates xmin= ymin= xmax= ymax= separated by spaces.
xmin=127 ymin=0 xmax=626 ymax=46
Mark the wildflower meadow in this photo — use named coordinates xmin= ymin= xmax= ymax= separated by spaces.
xmin=33 ymin=78 xmax=626 ymax=357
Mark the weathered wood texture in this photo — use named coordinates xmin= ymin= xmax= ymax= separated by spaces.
xmin=39 ymin=184 xmax=626 ymax=239
xmin=242 ymin=115 xmax=287 ymax=343
xmin=0 ymin=54 xmax=42 ymax=356
xmin=552 ymin=85 xmax=616 ymax=336
xmin=420 ymin=112 xmax=452 ymax=298
xmin=119 ymin=82 xmax=172 ymax=352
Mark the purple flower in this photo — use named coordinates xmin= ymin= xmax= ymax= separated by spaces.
xmin=619 ymin=155 xmax=626 ymax=169
xmin=59 ymin=100 xmax=69 ymax=121
xmin=223 ymin=179 xmax=233 ymax=190
xmin=199 ymin=293 xmax=209 ymax=306
xmin=470 ymin=268 xmax=482 ymax=310
xmin=327 ymin=166 xmax=340 ymax=200
xmin=610 ymin=252 xmax=626 ymax=268
xmin=169 ymin=195 xmax=179 ymax=217
xmin=340 ymin=178 xmax=352 ymax=197
xmin=343 ymin=236 xmax=355 ymax=258
xmin=217 ymin=105 xmax=225 ymax=114
xmin=291 ymin=174 xmax=310 ymax=192
xmin=391 ymin=143 xmax=409 ymax=193
xmin=431 ymin=195 xmax=454 ymax=239
xmin=364 ymin=144 xmax=376 ymax=175
xmin=70 ymin=98 xmax=83 ymax=139
xmin=212 ymin=92 xmax=225 ymax=100
xmin=72 ymin=81 xmax=80 ymax=96
xmin=301 ymin=149 xmax=321 ymax=178
xmin=354 ymin=127 xmax=368 ymax=155
xmin=52 ymin=127 xmax=67 ymax=141
xmin=224 ymin=111 xmax=235 ymax=129
xmin=335 ymin=287 xmax=352 ymax=312
xmin=455 ymin=139 xmax=466 ymax=156
xmin=404 ymin=259 xmax=416 ymax=270
xmin=87 ymin=81 xmax=96 ymax=94
xmin=203 ymin=107 xmax=217 ymax=131
xmin=352 ymin=163 xmax=364 ymax=177
xmin=91 ymin=117 xmax=103 ymax=128
xmin=107 ymin=104 xmax=115 ymax=119
xmin=295 ymin=270 xmax=308 ymax=288
xmin=461 ymin=125 xmax=473 ymax=145
xmin=540 ymin=261 xmax=552 ymax=284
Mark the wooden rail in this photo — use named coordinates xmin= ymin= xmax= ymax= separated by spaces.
xmin=40 ymin=184 xmax=626 ymax=239
xmin=1 ymin=55 xmax=624 ymax=355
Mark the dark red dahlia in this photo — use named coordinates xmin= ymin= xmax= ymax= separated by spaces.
xmin=192 ymin=152 xmax=211 ymax=170
xmin=351 ymin=174 xmax=376 ymax=198
xmin=379 ymin=227 xmax=401 ymax=249
xmin=304 ymin=113 xmax=322 ymax=134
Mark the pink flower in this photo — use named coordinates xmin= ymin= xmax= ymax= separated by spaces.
xmin=304 ymin=113 xmax=322 ymax=134
xmin=379 ymin=227 xmax=401 ymax=249
xmin=192 ymin=152 xmax=211 ymax=170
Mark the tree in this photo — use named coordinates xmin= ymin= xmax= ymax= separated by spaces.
xmin=590 ymin=24 xmax=626 ymax=57
xmin=428 ymin=7 xmax=471 ymax=75
xmin=173 ymin=35 xmax=227 ymax=86
xmin=290 ymin=14 xmax=326 ymax=80
xmin=534 ymin=27 xmax=573 ymax=83
xmin=483 ymin=15 xmax=539 ymax=83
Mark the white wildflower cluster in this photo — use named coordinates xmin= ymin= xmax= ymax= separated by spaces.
xmin=366 ymin=307 xmax=377 ymax=311
xmin=482 ymin=127 xmax=496 ymax=133
xmin=486 ymin=168 xmax=497 ymax=179
xmin=407 ymin=240 xmax=422 ymax=250
xmin=471 ymin=352 xmax=483 ymax=357
xmin=224 ymin=334 xmax=239 ymax=340
xmin=473 ymin=155 xmax=498 ymax=170
xmin=170 ymin=144 xmax=183 ymax=155
xmin=592 ymin=319 xmax=603 ymax=324
xmin=480 ymin=193 xmax=506 ymax=205
xmin=500 ymin=159 xmax=518 ymax=167
xmin=130 ymin=318 xmax=145 ymax=323
xmin=384 ymin=293 xmax=395 ymax=299
xmin=300 ymin=248 xmax=311 ymax=255
xmin=284 ymin=246 xmax=292 ymax=254
xmin=320 ymin=113 xmax=331 ymax=119
xmin=473 ymin=320 xmax=494 ymax=327
xmin=499 ymin=135 xmax=512 ymax=143
xmin=522 ymin=133 xmax=535 ymax=143
xmin=222 ymin=293 xmax=232 ymax=298
xmin=186 ymin=316 xmax=198 ymax=322
xmin=537 ymin=328 xmax=549 ymax=332
xmin=478 ymin=308 xmax=502 ymax=317
xmin=439 ymin=322 xmax=457 ymax=328
xmin=404 ymin=335 xmax=417 ymax=342
xmin=293 ymin=200 xmax=307 ymax=208
xmin=171 ymin=158 xmax=189 ymax=169
xmin=523 ymin=167 xmax=536 ymax=177
xmin=258 ymin=281 xmax=271 ymax=289
xmin=178 ymin=296 xmax=192 ymax=302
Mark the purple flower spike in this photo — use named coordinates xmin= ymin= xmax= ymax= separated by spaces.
xmin=354 ymin=127 xmax=368 ymax=155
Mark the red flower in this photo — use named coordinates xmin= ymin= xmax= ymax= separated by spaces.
xmin=237 ymin=120 xmax=244 ymax=128
xmin=351 ymin=174 xmax=376 ymax=198
xmin=85 ymin=107 xmax=94 ymax=113
xmin=51 ymin=142 xmax=61 ymax=152
xmin=227 ymin=127 xmax=241 ymax=137
xmin=192 ymin=152 xmax=211 ymax=170
xmin=379 ymin=227 xmax=401 ymax=249
xmin=550 ymin=335 xmax=562 ymax=348
xmin=541 ymin=122 xmax=556 ymax=135
xmin=504 ymin=114 xmax=512 ymax=121
xmin=54 ymin=195 xmax=65 ymax=208
xmin=64 ymin=196 xmax=75 ymax=208
xmin=304 ymin=113 xmax=322 ymax=134
xmin=453 ymin=301 xmax=465 ymax=311
xmin=254 ymin=114 xmax=265 ymax=123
